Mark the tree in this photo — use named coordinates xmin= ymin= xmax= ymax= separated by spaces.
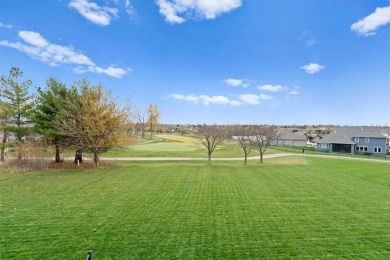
xmin=32 ymin=78 xmax=73 ymax=163
xmin=54 ymin=81 xmax=130 ymax=167
xmin=135 ymin=107 xmax=147 ymax=138
xmin=147 ymin=104 xmax=160 ymax=137
xmin=0 ymin=67 xmax=34 ymax=159
xmin=0 ymin=93 xmax=12 ymax=161
xmin=233 ymin=125 xmax=255 ymax=165
xmin=251 ymin=125 xmax=279 ymax=163
xmin=198 ymin=124 xmax=226 ymax=165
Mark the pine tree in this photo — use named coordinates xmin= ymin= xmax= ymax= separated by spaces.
xmin=32 ymin=78 xmax=75 ymax=163
xmin=0 ymin=67 xmax=34 ymax=159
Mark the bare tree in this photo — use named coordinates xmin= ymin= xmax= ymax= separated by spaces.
xmin=233 ymin=125 xmax=255 ymax=165
xmin=147 ymin=104 xmax=161 ymax=137
xmin=198 ymin=124 xmax=226 ymax=165
xmin=135 ymin=108 xmax=147 ymax=138
xmin=251 ymin=125 xmax=279 ymax=163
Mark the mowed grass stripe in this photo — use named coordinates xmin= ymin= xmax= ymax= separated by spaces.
xmin=0 ymin=157 xmax=389 ymax=258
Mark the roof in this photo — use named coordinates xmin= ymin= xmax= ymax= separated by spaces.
xmin=317 ymin=133 xmax=355 ymax=144
xmin=277 ymin=131 xmax=307 ymax=141
xmin=317 ymin=127 xmax=386 ymax=144
xmin=334 ymin=127 xmax=385 ymax=138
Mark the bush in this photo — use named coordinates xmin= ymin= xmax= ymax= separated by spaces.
xmin=7 ymin=140 xmax=51 ymax=171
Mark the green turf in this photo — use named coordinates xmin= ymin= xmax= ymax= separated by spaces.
xmin=104 ymin=138 xmax=254 ymax=158
xmin=130 ymin=142 xmax=198 ymax=152
xmin=1 ymin=157 xmax=389 ymax=259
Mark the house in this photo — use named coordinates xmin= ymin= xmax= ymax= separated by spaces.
xmin=316 ymin=127 xmax=387 ymax=156
xmin=271 ymin=130 xmax=308 ymax=147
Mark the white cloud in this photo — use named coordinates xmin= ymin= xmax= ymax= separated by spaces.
xmin=287 ymin=89 xmax=300 ymax=95
xmin=224 ymin=78 xmax=243 ymax=87
xmin=238 ymin=93 xmax=272 ymax=105
xmin=259 ymin=94 xmax=272 ymax=100
xmin=169 ymin=94 xmax=200 ymax=103
xmin=69 ymin=0 xmax=118 ymax=26
xmin=199 ymin=95 xmax=230 ymax=105
xmin=0 ymin=30 xmax=127 ymax=78
xmin=170 ymin=92 xmax=272 ymax=106
xmin=239 ymin=94 xmax=260 ymax=105
xmin=125 ymin=0 xmax=135 ymax=15
xmin=169 ymin=93 xmax=237 ymax=105
xmin=300 ymin=63 xmax=324 ymax=74
xmin=156 ymin=0 xmax=242 ymax=24
xmin=224 ymin=78 xmax=250 ymax=88
xmin=19 ymin=31 xmax=48 ymax=47
xmin=257 ymin=84 xmax=286 ymax=92
xmin=351 ymin=5 xmax=390 ymax=36
xmin=0 ymin=22 xmax=13 ymax=29
xmin=89 ymin=65 xmax=127 ymax=78
xmin=156 ymin=0 xmax=185 ymax=24
xmin=229 ymin=100 xmax=244 ymax=106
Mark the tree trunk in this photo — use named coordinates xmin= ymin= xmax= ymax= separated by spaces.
xmin=0 ymin=133 xmax=7 ymax=162
xmin=55 ymin=144 xmax=61 ymax=163
xmin=93 ymin=151 xmax=100 ymax=168
xmin=260 ymin=153 xmax=263 ymax=163
xmin=0 ymin=148 xmax=4 ymax=162
xmin=17 ymin=143 xmax=22 ymax=160
xmin=208 ymin=154 xmax=211 ymax=165
xmin=74 ymin=149 xmax=83 ymax=164
xmin=244 ymin=154 xmax=247 ymax=165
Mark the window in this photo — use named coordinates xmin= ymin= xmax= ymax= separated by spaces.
xmin=365 ymin=137 xmax=369 ymax=143
xmin=354 ymin=137 xmax=359 ymax=142
xmin=355 ymin=145 xmax=368 ymax=152
xmin=374 ymin=147 xmax=382 ymax=153
xmin=319 ymin=143 xmax=328 ymax=148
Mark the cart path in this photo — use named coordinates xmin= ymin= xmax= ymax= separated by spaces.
xmin=83 ymin=153 xmax=390 ymax=163
xmin=97 ymin=153 xmax=291 ymax=161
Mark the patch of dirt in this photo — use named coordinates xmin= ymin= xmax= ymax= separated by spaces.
xmin=47 ymin=161 xmax=97 ymax=170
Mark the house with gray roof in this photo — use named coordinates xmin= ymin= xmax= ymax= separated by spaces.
xmin=316 ymin=127 xmax=387 ymax=156
xmin=271 ymin=130 xmax=308 ymax=147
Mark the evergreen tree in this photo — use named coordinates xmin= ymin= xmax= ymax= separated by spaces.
xmin=0 ymin=67 xmax=34 ymax=159
xmin=0 ymin=89 xmax=12 ymax=161
xmin=32 ymin=78 xmax=74 ymax=163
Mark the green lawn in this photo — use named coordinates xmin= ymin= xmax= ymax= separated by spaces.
xmin=1 ymin=157 xmax=389 ymax=259
xmin=104 ymin=135 xmax=261 ymax=158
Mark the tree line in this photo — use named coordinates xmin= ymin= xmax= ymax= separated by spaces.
xmin=1 ymin=66 xmax=279 ymax=168
xmin=0 ymin=67 xmax=160 ymax=167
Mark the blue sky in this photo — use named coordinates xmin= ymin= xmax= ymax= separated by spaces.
xmin=1 ymin=0 xmax=389 ymax=125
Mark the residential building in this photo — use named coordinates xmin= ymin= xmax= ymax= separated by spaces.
xmin=316 ymin=127 xmax=387 ymax=156
xmin=272 ymin=130 xmax=308 ymax=147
